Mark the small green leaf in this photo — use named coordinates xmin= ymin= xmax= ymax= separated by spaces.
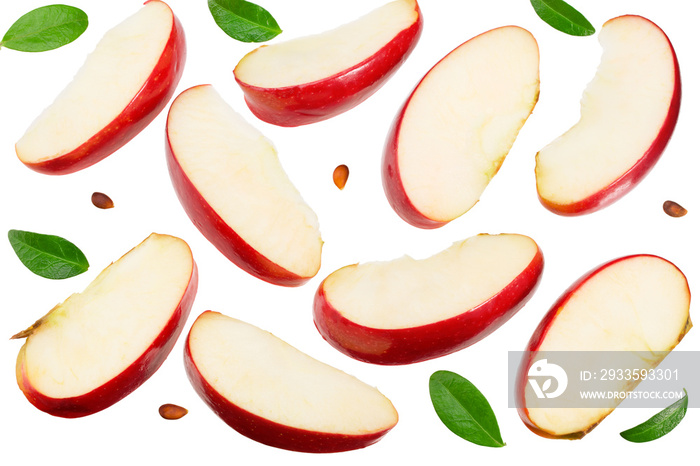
xmin=530 ymin=0 xmax=595 ymax=36
xmin=8 ymin=230 xmax=89 ymax=279
xmin=620 ymin=389 xmax=688 ymax=443
xmin=0 ymin=4 xmax=88 ymax=52
xmin=429 ymin=370 xmax=505 ymax=447
xmin=208 ymin=0 xmax=281 ymax=43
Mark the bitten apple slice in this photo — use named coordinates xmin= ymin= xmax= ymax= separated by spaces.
xmin=166 ymin=85 xmax=322 ymax=286
xmin=516 ymin=255 xmax=691 ymax=439
xmin=535 ymin=15 xmax=681 ymax=215
xmin=314 ymin=234 xmax=544 ymax=365
xmin=14 ymin=233 xmax=198 ymax=418
xmin=383 ymin=26 xmax=539 ymax=229
xmin=16 ymin=1 xmax=186 ymax=175
xmin=184 ymin=311 xmax=398 ymax=453
xmin=234 ymin=0 xmax=422 ymax=126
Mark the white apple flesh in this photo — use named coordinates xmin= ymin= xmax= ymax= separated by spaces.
xmin=15 ymin=0 xmax=186 ymax=175
xmin=184 ymin=311 xmax=398 ymax=453
xmin=14 ymin=233 xmax=198 ymax=418
xmin=382 ymin=26 xmax=540 ymax=228
xmin=165 ymin=85 xmax=322 ymax=286
xmin=535 ymin=15 xmax=681 ymax=215
xmin=234 ymin=0 xmax=422 ymax=127
xmin=314 ymin=234 xmax=544 ymax=364
xmin=517 ymin=255 xmax=691 ymax=439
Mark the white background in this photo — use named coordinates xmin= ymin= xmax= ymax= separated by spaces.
xmin=1 ymin=0 xmax=697 ymax=463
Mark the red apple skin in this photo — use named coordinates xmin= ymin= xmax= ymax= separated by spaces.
xmin=515 ymin=254 xmax=691 ymax=439
xmin=382 ymin=93 xmax=445 ymax=229
xmin=183 ymin=314 xmax=395 ymax=453
xmin=19 ymin=0 xmax=187 ymax=175
xmin=537 ymin=16 xmax=681 ymax=216
xmin=313 ymin=246 xmax=544 ymax=365
xmin=233 ymin=1 xmax=422 ymax=127
xmin=16 ymin=261 xmax=198 ymax=418
xmin=165 ymin=98 xmax=311 ymax=287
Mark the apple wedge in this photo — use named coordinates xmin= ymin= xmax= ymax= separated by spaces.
xmin=314 ymin=234 xmax=544 ymax=365
xmin=14 ymin=233 xmax=198 ymax=418
xmin=16 ymin=0 xmax=186 ymax=175
xmin=166 ymin=85 xmax=322 ymax=286
xmin=382 ymin=26 xmax=539 ymax=229
xmin=535 ymin=15 xmax=681 ymax=215
xmin=184 ymin=311 xmax=398 ymax=453
xmin=233 ymin=0 xmax=422 ymax=126
xmin=516 ymin=255 xmax=691 ymax=439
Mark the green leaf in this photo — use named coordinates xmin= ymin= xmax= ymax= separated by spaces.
xmin=0 ymin=4 xmax=88 ymax=52
xmin=208 ymin=0 xmax=281 ymax=43
xmin=530 ymin=0 xmax=595 ymax=36
xmin=8 ymin=230 xmax=89 ymax=279
xmin=429 ymin=370 xmax=505 ymax=447
xmin=620 ymin=389 xmax=688 ymax=443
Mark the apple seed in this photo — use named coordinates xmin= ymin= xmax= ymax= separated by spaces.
xmin=663 ymin=200 xmax=687 ymax=217
xmin=333 ymin=164 xmax=349 ymax=190
xmin=159 ymin=403 xmax=188 ymax=420
xmin=91 ymin=192 xmax=114 ymax=209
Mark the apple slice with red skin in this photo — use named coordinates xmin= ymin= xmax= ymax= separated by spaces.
xmin=535 ymin=15 xmax=681 ymax=215
xmin=15 ymin=0 xmax=186 ymax=175
xmin=184 ymin=311 xmax=398 ymax=453
xmin=382 ymin=26 xmax=540 ymax=229
xmin=516 ymin=255 xmax=691 ymax=439
xmin=166 ymin=85 xmax=322 ymax=286
xmin=313 ymin=234 xmax=544 ymax=365
xmin=233 ymin=0 xmax=422 ymax=127
xmin=14 ymin=233 xmax=198 ymax=418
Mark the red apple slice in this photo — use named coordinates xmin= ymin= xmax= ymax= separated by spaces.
xmin=14 ymin=233 xmax=198 ymax=418
xmin=233 ymin=0 xmax=422 ymax=127
xmin=535 ymin=15 xmax=681 ymax=215
xmin=184 ymin=311 xmax=398 ymax=453
xmin=166 ymin=85 xmax=322 ymax=286
xmin=15 ymin=0 xmax=186 ymax=175
xmin=516 ymin=255 xmax=691 ymax=439
xmin=382 ymin=26 xmax=540 ymax=229
xmin=314 ymin=234 xmax=544 ymax=365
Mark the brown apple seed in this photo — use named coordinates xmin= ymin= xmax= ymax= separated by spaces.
xmin=663 ymin=200 xmax=687 ymax=218
xmin=159 ymin=403 xmax=188 ymax=420
xmin=333 ymin=164 xmax=349 ymax=190
xmin=91 ymin=192 xmax=114 ymax=209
